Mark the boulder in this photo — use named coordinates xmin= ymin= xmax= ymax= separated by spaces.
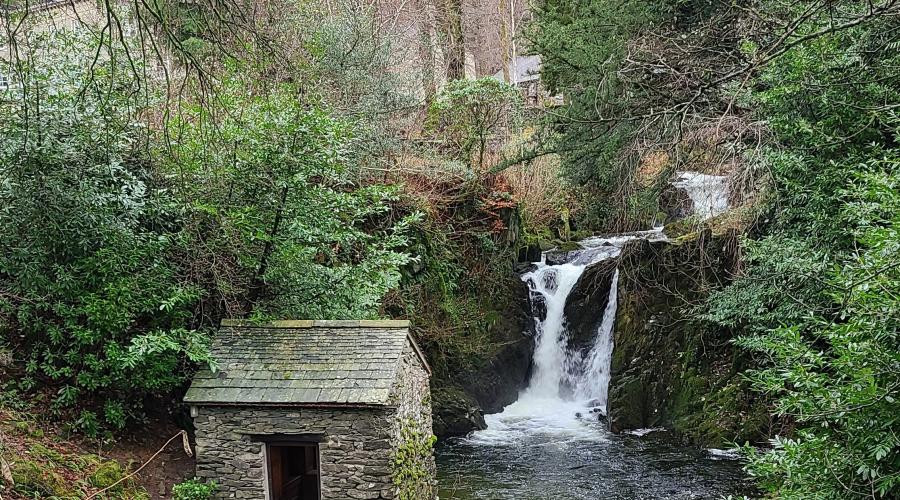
xmin=431 ymin=386 xmax=487 ymax=437
xmin=517 ymin=244 xmax=542 ymax=263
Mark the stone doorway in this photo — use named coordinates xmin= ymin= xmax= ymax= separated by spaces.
xmin=266 ymin=442 xmax=321 ymax=500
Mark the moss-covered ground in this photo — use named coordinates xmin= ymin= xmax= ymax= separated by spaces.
xmin=0 ymin=405 xmax=150 ymax=499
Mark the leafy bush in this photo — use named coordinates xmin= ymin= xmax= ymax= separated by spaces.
xmin=0 ymin=29 xmax=418 ymax=431
xmin=735 ymin=166 xmax=900 ymax=498
xmin=427 ymin=77 xmax=522 ymax=169
xmin=0 ymin=31 xmax=214 ymax=431
xmin=172 ymin=478 xmax=218 ymax=500
xmin=164 ymin=80 xmax=419 ymax=320
xmin=704 ymin=3 xmax=900 ymax=497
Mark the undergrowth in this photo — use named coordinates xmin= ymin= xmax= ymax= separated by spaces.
xmin=0 ymin=397 xmax=148 ymax=499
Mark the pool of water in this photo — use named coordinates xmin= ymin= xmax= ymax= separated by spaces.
xmin=436 ymin=424 xmax=753 ymax=500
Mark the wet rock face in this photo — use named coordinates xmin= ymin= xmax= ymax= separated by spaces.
xmin=659 ymin=184 xmax=695 ymax=222
xmin=604 ymin=231 xmax=767 ymax=447
xmin=527 ymin=288 xmax=547 ymax=323
xmin=606 ymin=237 xmax=713 ymax=435
xmin=463 ymin=277 xmax=535 ymax=414
xmin=543 ymin=250 xmax=570 ymax=266
xmin=430 ymin=274 xmax=534 ymax=437
xmin=518 ymin=244 xmax=542 ymax=264
xmin=431 ymin=387 xmax=487 ymax=437
xmin=563 ymin=259 xmax=618 ymax=353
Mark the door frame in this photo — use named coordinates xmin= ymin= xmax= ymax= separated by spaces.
xmin=254 ymin=434 xmax=324 ymax=500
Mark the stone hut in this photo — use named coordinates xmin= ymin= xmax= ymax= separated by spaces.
xmin=184 ymin=320 xmax=435 ymax=500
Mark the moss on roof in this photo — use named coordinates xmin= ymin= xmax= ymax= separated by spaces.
xmin=184 ymin=320 xmax=421 ymax=407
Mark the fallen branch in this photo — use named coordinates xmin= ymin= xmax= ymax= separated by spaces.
xmin=84 ymin=430 xmax=192 ymax=500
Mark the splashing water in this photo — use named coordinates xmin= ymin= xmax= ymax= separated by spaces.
xmin=672 ymin=171 xmax=729 ymax=219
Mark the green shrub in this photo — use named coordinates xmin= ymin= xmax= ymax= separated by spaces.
xmin=0 ymin=28 xmax=417 ymax=432
xmin=426 ymin=77 xmax=522 ymax=168
xmin=172 ymin=478 xmax=218 ymax=500
xmin=703 ymin=3 xmax=900 ymax=497
xmin=0 ymin=31 xmax=215 ymax=432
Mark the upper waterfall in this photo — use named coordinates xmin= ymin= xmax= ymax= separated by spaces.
xmin=672 ymin=171 xmax=729 ymax=219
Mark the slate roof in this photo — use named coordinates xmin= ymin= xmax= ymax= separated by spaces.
xmin=183 ymin=320 xmax=429 ymax=407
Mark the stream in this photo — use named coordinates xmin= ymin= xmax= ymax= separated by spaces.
xmin=435 ymin=221 xmax=753 ymax=499
xmin=436 ymin=429 xmax=751 ymax=499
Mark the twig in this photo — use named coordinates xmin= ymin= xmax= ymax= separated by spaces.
xmin=84 ymin=430 xmax=191 ymax=499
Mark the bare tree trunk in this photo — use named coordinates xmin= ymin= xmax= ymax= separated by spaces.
xmin=499 ymin=0 xmax=511 ymax=82
xmin=247 ymin=185 xmax=289 ymax=312
xmin=508 ymin=0 xmax=517 ymax=84
xmin=442 ymin=0 xmax=465 ymax=80
xmin=419 ymin=0 xmax=440 ymax=100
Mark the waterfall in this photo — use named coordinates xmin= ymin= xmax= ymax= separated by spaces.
xmin=575 ymin=269 xmax=619 ymax=411
xmin=468 ymin=230 xmax=663 ymax=444
xmin=672 ymin=171 xmax=729 ymax=219
xmin=520 ymin=262 xmax=586 ymax=399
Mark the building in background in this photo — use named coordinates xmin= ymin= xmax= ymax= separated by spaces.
xmin=492 ymin=54 xmax=562 ymax=108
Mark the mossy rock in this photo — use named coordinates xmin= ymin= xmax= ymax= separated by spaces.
xmin=672 ymin=231 xmax=702 ymax=244
xmin=11 ymin=459 xmax=72 ymax=497
xmin=29 ymin=443 xmax=67 ymax=465
xmin=89 ymin=459 xmax=126 ymax=490
xmin=10 ymin=420 xmax=44 ymax=439
xmin=68 ymin=453 xmax=103 ymax=473
xmin=570 ymin=229 xmax=594 ymax=241
xmin=663 ymin=217 xmax=702 ymax=239
xmin=609 ymin=375 xmax=645 ymax=432
xmin=431 ymin=385 xmax=487 ymax=438
xmin=537 ymin=239 xmax=555 ymax=251
xmin=553 ymin=240 xmax=582 ymax=252
xmin=606 ymin=231 xmax=763 ymax=447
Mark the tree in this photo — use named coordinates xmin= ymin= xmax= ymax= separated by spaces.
xmin=426 ymin=77 xmax=521 ymax=169
xmin=701 ymin=2 xmax=900 ymax=497
xmin=164 ymin=78 xmax=420 ymax=320
xmin=0 ymin=24 xmax=421 ymax=431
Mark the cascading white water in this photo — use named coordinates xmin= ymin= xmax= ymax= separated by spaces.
xmin=519 ymin=262 xmax=586 ymax=399
xmin=672 ymin=171 xmax=729 ymax=219
xmin=574 ymin=269 xmax=619 ymax=410
xmin=439 ymin=228 xmax=752 ymax=499
xmin=468 ymin=230 xmax=663 ymax=444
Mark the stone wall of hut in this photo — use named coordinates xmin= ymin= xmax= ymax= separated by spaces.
xmin=194 ymin=406 xmax=395 ymax=499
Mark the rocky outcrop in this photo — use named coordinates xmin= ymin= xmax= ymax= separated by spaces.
xmin=658 ymin=183 xmax=694 ymax=222
xmin=563 ymin=259 xmax=617 ymax=352
xmin=459 ymin=276 xmax=534 ymax=414
xmin=429 ymin=274 xmax=534 ymax=437
xmin=431 ymin=386 xmax=486 ymax=437
xmin=606 ymin=229 xmax=770 ymax=447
